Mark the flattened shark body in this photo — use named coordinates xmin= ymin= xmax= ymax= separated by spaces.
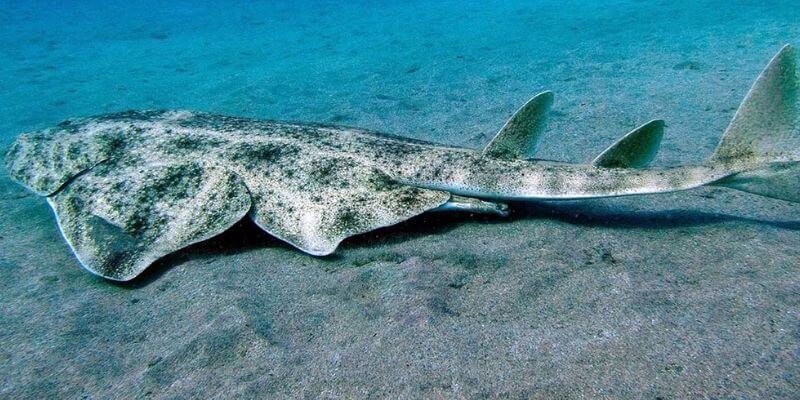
xmin=4 ymin=45 xmax=800 ymax=281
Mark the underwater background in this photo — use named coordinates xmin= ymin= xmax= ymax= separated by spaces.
xmin=1 ymin=0 xmax=799 ymax=398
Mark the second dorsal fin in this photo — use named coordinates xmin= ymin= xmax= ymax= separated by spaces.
xmin=592 ymin=120 xmax=665 ymax=168
xmin=482 ymin=91 xmax=553 ymax=160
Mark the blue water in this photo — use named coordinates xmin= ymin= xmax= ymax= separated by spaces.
xmin=2 ymin=0 xmax=798 ymax=164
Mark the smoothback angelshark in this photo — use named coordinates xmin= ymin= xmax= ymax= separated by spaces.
xmin=4 ymin=45 xmax=800 ymax=281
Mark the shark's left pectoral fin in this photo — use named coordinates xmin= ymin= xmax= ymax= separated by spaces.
xmin=245 ymin=156 xmax=450 ymax=256
xmin=483 ymin=91 xmax=553 ymax=160
xmin=592 ymin=120 xmax=665 ymax=168
xmin=47 ymin=161 xmax=252 ymax=281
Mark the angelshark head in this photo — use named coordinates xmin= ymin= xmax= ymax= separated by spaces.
xmin=4 ymin=116 xmax=127 ymax=196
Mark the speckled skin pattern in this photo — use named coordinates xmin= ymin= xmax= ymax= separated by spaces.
xmin=3 ymin=45 xmax=798 ymax=281
xmin=0 ymin=110 xmax=750 ymax=281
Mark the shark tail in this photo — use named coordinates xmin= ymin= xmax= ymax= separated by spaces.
xmin=709 ymin=44 xmax=800 ymax=203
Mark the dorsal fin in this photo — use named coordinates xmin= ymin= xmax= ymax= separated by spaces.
xmin=482 ymin=91 xmax=553 ymax=160
xmin=592 ymin=120 xmax=665 ymax=168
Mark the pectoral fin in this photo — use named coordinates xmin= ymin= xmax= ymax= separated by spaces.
xmin=48 ymin=161 xmax=251 ymax=281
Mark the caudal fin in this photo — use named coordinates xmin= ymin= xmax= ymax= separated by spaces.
xmin=710 ymin=44 xmax=800 ymax=203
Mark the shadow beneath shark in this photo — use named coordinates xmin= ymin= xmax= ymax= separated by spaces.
xmin=118 ymin=213 xmax=471 ymax=287
xmin=507 ymin=200 xmax=800 ymax=231
xmin=117 ymin=200 xmax=799 ymax=288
